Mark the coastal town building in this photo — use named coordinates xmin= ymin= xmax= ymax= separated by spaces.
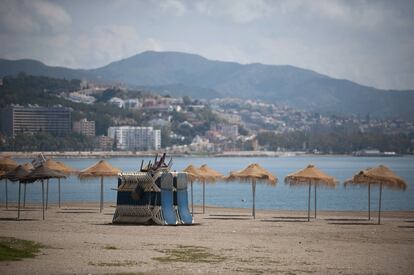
xmin=109 ymin=97 xmax=125 ymax=108
xmin=73 ymin=118 xmax=95 ymax=136
xmin=95 ymin=135 xmax=113 ymax=151
xmin=124 ymin=98 xmax=141 ymax=109
xmin=218 ymin=124 xmax=239 ymax=139
xmin=0 ymin=105 xmax=71 ymax=136
xmin=108 ymin=126 xmax=161 ymax=151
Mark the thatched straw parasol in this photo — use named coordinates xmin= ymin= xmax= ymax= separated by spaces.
xmin=0 ymin=157 xmax=19 ymax=209
xmin=21 ymin=165 xmax=67 ymax=220
xmin=344 ymin=165 xmax=407 ymax=224
xmin=285 ymin=164 xmax=337 ymax=221
xmin=227 ymin=163 xmax=277 ymax=219
xmin=43 ymin=159 xmax=77 ymax=208
xmin=182 ymin=165 xmax=206 ymax=214
xmin=198 ymin=164 xmax=225 ymax=214
xmin=22 ymin=163 xmax=34 ymax=170
xmin=78 ymin=160 xmax=120 ymax=213
xmin=1 ymin=165 xmax=31 ymax=219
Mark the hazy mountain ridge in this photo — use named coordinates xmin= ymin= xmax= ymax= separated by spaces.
xmin=1 ymin=51 xmax=414 ymax=119
xmin=0 ymin=59 xmax=91 ymax=80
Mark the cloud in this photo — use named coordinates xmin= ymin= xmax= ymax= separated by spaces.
xmin=159 ymin=0 xmax=186 ymax=16
xmin=194 ymin=0 xmax=273 ymax=24
xmin=47 ymin=25 xmax=163 ymax=68
xmin=0 ymin=23 xmax=163 ymax=69
xmin=0 ymin=0 xmax=413 ymax=89
xmin=0 ymin=0 xmax=71 ymax=34
xmin=306 ymin=0 xmax=393 ymax=30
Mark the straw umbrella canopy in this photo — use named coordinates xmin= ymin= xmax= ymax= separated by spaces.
xmin=0 ymin=156 xmax=19 ymax=171
xmin=78 ymin=160 xmax=120 ymax=213
xmin=198 ymin=164 xmax=225 ymax=214
xmin=227 ymin=163 xmax=277 ymax=219
xmin=0 ymin=157 xmax=19 ymax=209
xmin=182 ymin=165 xmax=207 ymax=214
xmin=21 ymin=165 xmax=67 ymax=220
xmin=22 ymin=163 xmax=34 ymax=170
xmin=344 ymin=165 xmax=407 ymax=224
xmin=199 ymin=164 xmax=225 ymax=179
xmin=285 ymin=165 xmax=337 ymax=221
xmin=43 ymin=159 xmax=77 ymax=208
xmin=1 ymin=165 xmax=31 ymax=219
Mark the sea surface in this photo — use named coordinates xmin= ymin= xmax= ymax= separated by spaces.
xmin=3 ymin=156 xmax=414 ymax=211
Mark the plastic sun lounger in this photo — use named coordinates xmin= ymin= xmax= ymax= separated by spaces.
xmin=160 ymin=172 xmax=177 ymax=225
xmin=175 ymin=172 xmax=193 ymax=224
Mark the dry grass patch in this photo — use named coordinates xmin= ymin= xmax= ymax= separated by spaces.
xmin=0 ymin=237 xmax=44 ymax=261
xmin=104 ymin=245 xmax=118 ymax=250
xmin=89 ymin=260 xmax=138 ymax=267
xmin=153 ymin=245 xmax=226 ymax=263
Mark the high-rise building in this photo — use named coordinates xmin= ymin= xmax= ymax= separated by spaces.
xmin=0 ymin=105 xmax=71 ymax=136
xmin=107 ymin=126 xmax=161 ymax=151
xmin=73 ymin=118 xmax=95 ymax=136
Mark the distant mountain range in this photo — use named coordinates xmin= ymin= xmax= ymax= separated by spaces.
xmin=1 ymin=51 xmax=414 ymax=119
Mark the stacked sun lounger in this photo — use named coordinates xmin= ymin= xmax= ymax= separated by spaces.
xmin=112 ymin=154 xmax=193 ymax=225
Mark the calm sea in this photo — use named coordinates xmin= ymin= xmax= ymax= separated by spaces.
xmin=3 ymin=156 xmax=414 ymax=211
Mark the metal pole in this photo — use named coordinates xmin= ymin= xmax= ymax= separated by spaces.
xmin=203 ymin=181 xmax=205 ymax=214
xmin=100 ymin=176 xmax=103 ymax=213
xmin=46 ymin=179 xmax=49 ymax=210
xmin=58 ymin=178 xmax=61 ymax=208
xmin=191 ymin=181 xmax=194 ymax=215
xmin=17 ymin=182 xmax=21 ymax=220
xmin=23 ymin=184 xmax=26 ymax=208
xmin=252 ymin=180 xmax=256 ymax=219
xmin=5 ymin=179 xmax=8 ymax=209
xmin=314 ymin=184 xmax=317 ymax=219
xmin=368 ymin=183 xmax=371 ymax=220
xmin=378 ymin=183 xmax=383 ymax=225
xmin=41 ymin=180 xmax=45 ymax=220
xmin=308 ymin=182 xmax=311 ymax=222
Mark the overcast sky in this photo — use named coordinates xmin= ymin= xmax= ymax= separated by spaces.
xmin=0 ymin=0 xmax=413 ymax=90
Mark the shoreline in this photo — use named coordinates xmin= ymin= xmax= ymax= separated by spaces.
xmin=1 ymin=150 xmax=410 ymax=159
xmin=3 ymin=201 xmax=414 ymax=217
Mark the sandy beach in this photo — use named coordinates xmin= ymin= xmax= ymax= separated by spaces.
xmin=0 ymin=202 xmax=413 ymax=275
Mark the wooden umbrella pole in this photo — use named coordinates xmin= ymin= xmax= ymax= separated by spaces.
xmin=23 ymin=184 xmax=26 ymax=208
xmin=100 ymin=176 xmax=103 ymax=213
xmin=314 ymin=184 xmax=317 ymax=219
xmin=41 ymin=180 xmax=45 ymax=220
xmin=252 ymin=179 xmax=256 ymax=219
xmin=58 ymin=178 xmax=61 ymax=208
xmin=308 ymin=182 xmax=311 ymax=222
xmin=368 ymin=183 xmax=371 ymax=220
xmin=191 ymin=181 xmax=194 ymax=215
xmin=46 ymin=179 xmax=49 ymax=210
xmin=17 ymin=182 xmax=21 ymax=220
xmin=5 ymin=179 xmax=8 ymax=209
xmin=378 ymin=183 xmax=383 ymax=225
xmin=203 ymin=181 xmax=205 ymax=214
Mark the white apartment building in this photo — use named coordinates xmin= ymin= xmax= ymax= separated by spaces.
xmin=108 ymin=126 xmax=161 ymax=151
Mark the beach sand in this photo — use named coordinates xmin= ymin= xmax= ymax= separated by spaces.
xmin=0 ymin=202 xmax=413 ymax=274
